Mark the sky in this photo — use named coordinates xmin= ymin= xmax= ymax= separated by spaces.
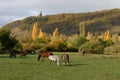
xmin=0 ymin=0 xmax=120 ymax=27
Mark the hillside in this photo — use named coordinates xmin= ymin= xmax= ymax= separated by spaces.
xmin=2 ymin=8 xmax=120 ymax=38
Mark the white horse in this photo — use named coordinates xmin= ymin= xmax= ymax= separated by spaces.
xmin=48 ymin=55 xmax=59 ymax=66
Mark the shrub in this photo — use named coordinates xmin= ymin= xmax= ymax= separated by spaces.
xmin=104 ymin=45 xmax=120 ymax=54
xmin=67 ymin=35 xmax=87 ymax=49
xmin=79 ymin=41 xmax=104 ymax=54
xmin=98 ymin=38 xmax=114 ymax=47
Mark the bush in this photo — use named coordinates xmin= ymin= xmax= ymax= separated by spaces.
xmin=67 ymin=35 xmax=87 ymax=49
xmin=79 ymin=42 xmax=93 ymax=51
xmin=79 ymin=41 xmax=104 ymax=54
xmin=104 ymin=45 xmax=120 ymax=54
xmin=94 ymin=45 xmax=104 ymax=54
xmin=98 ymin=38 xmax=114 ymax=47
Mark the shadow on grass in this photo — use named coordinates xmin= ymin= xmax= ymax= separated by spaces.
xmin=61 ymin=63 xmax=88 ymax=67
xmin=69 ymin=63 xmax=88 ymax=66
xmin=0 ymin=55 xmax=9 ymax=58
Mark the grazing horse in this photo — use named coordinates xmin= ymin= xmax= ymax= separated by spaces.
xmin=61 ymin=54 xmax=70 ymax=65
xmin=48 ymin=55 xmax=59 ymax=66
xmin=20 ymin=51 xmax=27 ymax=57
xmin=38 ymin=51 xmax=53 ymax=62
xmin=10 ymin=53 xmax=16 ymax=58
xmin=82 ymin=50 xmax=94 ymax=56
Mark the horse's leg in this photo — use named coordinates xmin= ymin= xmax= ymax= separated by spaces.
xmin=62 ymin=60 xmax=67 ymax=65
xmin=41 ymin=57 xmax=44 ymax=62
xmin=67 ymin=62 xmax=69 ymax=65
xmin=67 ymin=61 xmax=70 ymax=65
xmin=66 ymin=55 xmax=70 ymax=65
xmin=63 ymin=61 xmax=65 ymax=65
xmin=48 ymin=59 xmax=52 ymax=63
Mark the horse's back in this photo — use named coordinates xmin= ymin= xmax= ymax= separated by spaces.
xmin=38 ymin=51 xmax=53 ymax=62
xmin=48 ymin=55 xmax=58 ymax=61
xmin=61 ymin=54 xmax=69 ymax=61
xmin=40 ymin=51 xmax=53 ymax=57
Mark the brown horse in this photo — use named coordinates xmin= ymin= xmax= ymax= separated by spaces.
xmin=82 ymin=50 xmax=94 ymax=56
xmin=38 ymin=51 xmax=53 ymax=62
xmin=20 ymin=51 xmax=27 ymax=57
xmin=61 ymin=53 xmax=70 ymax=65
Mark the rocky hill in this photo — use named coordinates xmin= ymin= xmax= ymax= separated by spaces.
xmin=2 ymin=8 xmax=120 ymax=38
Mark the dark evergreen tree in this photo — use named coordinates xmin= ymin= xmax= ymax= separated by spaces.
xmin=0 ymin=29 xmax=18 ymax=57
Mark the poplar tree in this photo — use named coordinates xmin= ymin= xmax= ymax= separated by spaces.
xmin=50 ymin=28 xmax=60 ymax=50
xmin=101 ymin=30 xmax=111 ymax=41
xmin=79 ymin=21 xmax=86 ymax=37
xmin=86 ymin=32 xmax=97 ymax=42
xmin=105 ymin=30 xmax=111 ymax=41
xmin=82 ymin=21 xmax=85 ymax=37
xmin=86 ymin=32 xmax=93 ymax=41
xmin=32 ymin=22 xmax=39 ymax=40
xmin=53 ymin=28 xmax=59 ymax=39
xmin=39 ymin=29 xmax=45 ymax=39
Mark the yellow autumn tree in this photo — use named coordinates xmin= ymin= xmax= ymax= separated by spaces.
xmin=79 ymin=21 xmax=86 ymax=37
xmin=52 ymin=28 xmax=59 ymax=39
xmin=86 ymin=32 xmax=97 ymax=42
xmin=32 ymin=22 xmax=39 ymax=40
xmin=101 ymin=30 xmax=111 ymax=41
xmin=86 ymin=32 xmax=93 ymax=40
xmin=50 ymin=34 xmax=66 ymax=51
xmin=105 ymin=30 xmax=111 ymax=41
xmin=50 ymin=28 xmax=61 ymax=50
xmin=38 ymin=29 xmax=45 ymax=39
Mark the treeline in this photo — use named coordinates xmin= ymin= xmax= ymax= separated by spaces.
xmin=21 ymin=22 xmax=120 ymax=54
xmin=0 ymin=21 xmax=120 ymax=55
xmin=1 ymin=8 xmax=120 ymax=55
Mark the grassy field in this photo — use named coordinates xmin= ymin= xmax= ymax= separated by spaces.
xmin=0 ymin=52 xmax=120 ymax=80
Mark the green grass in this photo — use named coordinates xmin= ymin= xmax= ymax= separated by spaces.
xmin=0 ymin=53 xmax=120 ymax=80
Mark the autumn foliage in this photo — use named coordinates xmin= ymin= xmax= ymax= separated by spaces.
xmin=32 ymin=22 xmax=39 ymax=40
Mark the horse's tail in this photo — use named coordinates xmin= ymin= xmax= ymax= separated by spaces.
xmin=38 ymin=54 xmax=41 ymax=62
xmin=67 ymin=54 xmax=70 ymax=63
xmin=66 ymin=54 xmax=70 ymax=66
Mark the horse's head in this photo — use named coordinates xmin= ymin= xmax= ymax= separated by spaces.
xmin=49 ymin=52 xmax=53 ymax=55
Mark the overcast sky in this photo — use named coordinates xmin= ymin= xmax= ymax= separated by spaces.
xmin=0 ymin=0 xmax=120 ymax=27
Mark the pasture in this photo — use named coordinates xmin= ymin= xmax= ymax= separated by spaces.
xmin=0 ymin=52 xmax=120 ymax=80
